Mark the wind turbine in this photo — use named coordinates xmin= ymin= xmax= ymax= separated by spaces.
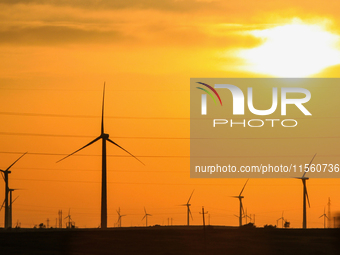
xmin=0 ymin=189 xmax=19 ymax=228
xmin=277 ymin=211 xmax=284 ymax=228
xmin=116 ymin=207 xmax=126 ymax=227
xmin=295 ymin=154 xmax=316 ymax=229
xmin=9 ymin=188 xmax=19 ymax=228
xmin=232 ymin=179 xmax=249 ymax=227
xmin=64 ymin=209 xmax=73 ymax=228
xmin=181 ymin=190 xmax=194 ymax=226
xmin=57 ymin=84 xmax=144 ymax=229
xmin=0 ymin=152 xmax=27 ymax=229
xmin=319 ymin=208 xmax=328 ymax=229
xmin=142 ymin=207 xmax=152 ymax=227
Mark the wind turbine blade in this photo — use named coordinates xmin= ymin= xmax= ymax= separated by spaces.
xmin=319 ymin=215 xmax=323 ymax=218
xmin=107 ymin=138 xmax=145 ymax=165
xmin=142 ymin=215 xmax=146 ymax=221
xmin=239 ymin=179 xmax=249 ymax=196
xmin=240 ymin=200 xmax=244 ymax=215
xmin=187 ymin=189 xmax=195 ymax=204
xmin=303 ymin=153 xmax=317 ymax=178
xmin=11 ymin=196 xmax=19 ymax=205
xmin=1 ymin=172 xmax=4 ymax=181
xmin=56 ymin=136 xmax=101 ymax=163
xmin=101 ymin=82 xmax=105 ymax=135
xmin=305 ymin=184 xmax=310 ymax=208
xmin=0 ymin=199 xmax=5 ymax=211
xmin=144 ymin=207 xmax=146 ymax=214
xmin=189 ymin=208 xmax=193 ymax=220
xmin=6 ymin=152 xmax=27 ymax=171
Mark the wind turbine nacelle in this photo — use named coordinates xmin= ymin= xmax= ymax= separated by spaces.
xmin=102 ymin=133 xmax=109 ymax=139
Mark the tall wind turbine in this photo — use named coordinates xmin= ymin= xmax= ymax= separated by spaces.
xmin=57 ymin=84 xmax=144 ymax=229
xmin=295 ymin=154 xmax=316 ymax=229
xmin=116 ymin=207 xmax=126 ymax=227
xmin=181 ymin=190 xmax=194 ymax=226
xmin=142 ymin=207 xmax=152 ymax=227
xmin=319 ymin=208 xmax=328 ymax=229
xmin=232 ymin=179 xmax=249 ymax=227
xmin=0 ymin=152 xmax=27 ymax=229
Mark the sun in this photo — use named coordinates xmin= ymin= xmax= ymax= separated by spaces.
xmin=237 ymin=18 xmax=340 ymax=77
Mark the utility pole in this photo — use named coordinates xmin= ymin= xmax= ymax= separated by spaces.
xmin=58 ymin=210 xmax=62 ymax=228
xmin=199 ymin=206 xmax=208 ymax=228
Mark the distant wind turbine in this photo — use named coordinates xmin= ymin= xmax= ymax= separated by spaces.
xmin=142 ymin=207 xmax=152 ymax=227
xmin=181 ymin=190 xmax=194 ymax=226
xmin=295 ymin=154 xmax=316 ymax=229
xmin=116 ymin=207 xmax=126 ymax=227
xmin=319 ymin=208 xmax=328 ymax=229
xmin=277 ymin=211 xmax=284 ymax=228
xmin=0 ymin=189 xmax=18 ymax=229
xmin=0 ymin=152 xmax=27 ymax=229
xmin=232 ymin=179 xmax=249 ymax=227
xmin=9 ymin=188 xmax=19 ymax=228
xmin=64 ymin=209 xmax=73 ymax=228
xmin=57 ymin=83 xmax=144 ymax=229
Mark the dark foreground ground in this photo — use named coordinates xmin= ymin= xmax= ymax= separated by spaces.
xmin=0 ymin=226 xmax=340 ymax=255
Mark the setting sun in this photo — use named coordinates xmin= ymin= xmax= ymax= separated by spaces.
xmin=237 ymin=19 xmax=340 ymax=77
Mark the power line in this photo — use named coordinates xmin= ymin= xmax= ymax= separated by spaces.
xmin=0 ymin=112 xmax=189 ymax=120
xmin=13 ymin=167 xmax=186 ymax=173
xmin=10 ymin=178 xmax=340 ymax=186
xmin=1 ymin=131 xmax=340 ymax=140
xmin=0 ymin=132 xmax=189 ymax=139
xmin=0 ymin=111 xmax=339 ymax=120
xmin=0 ymin=151 xmax=339 ymax=158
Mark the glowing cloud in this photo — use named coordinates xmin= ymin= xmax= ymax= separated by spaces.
xmin=237 ymin=18 xmax=340 ymax=77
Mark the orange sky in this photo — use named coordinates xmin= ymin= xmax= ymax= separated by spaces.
xmin=1 ymin=0 xmax=340 ymax=229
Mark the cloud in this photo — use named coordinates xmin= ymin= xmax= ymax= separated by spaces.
xmin=0 ymin=0 xmax=218 ymax=12
xmin=0 ymin=25 xmax=127 ymax=45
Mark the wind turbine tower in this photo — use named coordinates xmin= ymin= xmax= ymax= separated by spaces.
xmin=295 ymin=154 xmax=316 ymax=229
xmin=0 ymin=152 xmax=26 ymax=229
xmin=116 ymin=207 xmax=126 ymax=227
xmin=142 ymin=207 xmax=152 ymax=227
xmin=327 ymin=197 xmax=331 ymax=228
xmin=232 ymin=179 xmax=249 ymax=227
xmin=57 ymin=84 xmax=144 ymax=229
xmin=181 ymin=190 xmax=194 ymax=226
